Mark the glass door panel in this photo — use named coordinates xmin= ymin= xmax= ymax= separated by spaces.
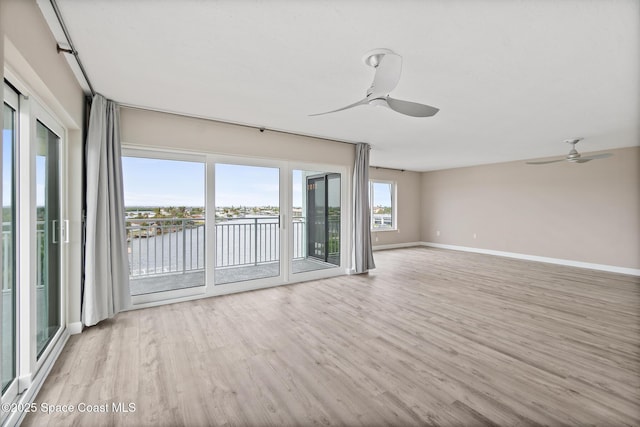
xmin=292 ymin=170 xmax=341 ymax=274
xmin=214 ymin=164 xmax=280 ymax=285
xmin=35 ymin=121 xmax=61 ymax=358
xmin=307 ymin=175 xmax=327 ymax=262
xmin=326 ymin=173 xmax=341 ymax=266
xmin=2 ymin=101 xmax=17 ymax=392
xmin=122 ymin=156 xmax=206 ymax=296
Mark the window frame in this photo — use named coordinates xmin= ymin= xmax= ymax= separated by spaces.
xmin=369 ymin=179 xmax=397 ymax=231
xmin=121 ymin=147 xmax=208 ymax=306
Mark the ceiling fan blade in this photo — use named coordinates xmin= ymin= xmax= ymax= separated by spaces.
xmin=386 ymin=96 xmax=439 ymax=117
xmin=526 ymin=159 xmax=566 ymax=165
xmin=578 ymin=153 xmax=613 ymax=161
xmin=370 ymin=53 xmax=402 ymax=97
xmin=574 ymin=159 xmax=592 ymax=163
xmin=309 ymin=98 xmax=369 ymax=116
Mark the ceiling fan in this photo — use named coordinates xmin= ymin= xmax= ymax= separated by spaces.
xmin=310 ymin=48 xmax=439 ymax=118
xmin=526 ymin=138 xmax=613 ymax=165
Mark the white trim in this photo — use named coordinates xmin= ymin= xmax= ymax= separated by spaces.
xmin=122 ymin=146 xmax=206 ymax=163
xmin=67 ymin=322 xmax=83 ymax=335
xmin=421 ymin=242 xmax=640 ymax=276
xmin=373 ymin=242 xmax=422 ymax=251
xmin=131 ymin=285 xmax=206 ymax=307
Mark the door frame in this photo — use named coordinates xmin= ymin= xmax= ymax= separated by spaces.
xmin=289 ymin=162 xmax=350 ymax=282
xmin=26 ymin=97 xmax=67 ymax=377
xmin=122 ymin=147 xmax=208 ymax=306
xmin=206 ymin=154 xmax=289 ymax=295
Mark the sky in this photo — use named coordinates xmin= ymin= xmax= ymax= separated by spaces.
xmin=2 ymin=130 xmax=12 ymax=207
xmin=123 ymin=158 xmax=283 ymax=207
xmin=6 ymin=151 xmax=385 ymax=210
xmin=371 ymin=181 xmax=392 ymax=207
xmin=122 ymin=157 xmax=205 ymax=206
xmin=121 ymin=157 xmax=353 ymax=209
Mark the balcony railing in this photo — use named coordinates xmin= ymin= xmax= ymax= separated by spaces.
xmin=3 ymin=221 xmax=47 ymax=291
xmin=126 ymin=218 xmax=205 ymax=277
xmin=125 ymin=215 xmax=340 ymax=279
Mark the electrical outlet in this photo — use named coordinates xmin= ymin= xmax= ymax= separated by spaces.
xmin=436 ymin=230 xmax=440 ymax=236
xmin=473 ymin=233 xmax=477 ymax=239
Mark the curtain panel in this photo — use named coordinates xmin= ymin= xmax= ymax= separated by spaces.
xmin=82 ymin=94 xmax=130 ymax=327
xmin=353 ymin=142 xmax=376 ymax=273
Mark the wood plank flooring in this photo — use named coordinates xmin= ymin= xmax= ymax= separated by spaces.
xmin=23 ymin=247 xmax=640 ymax=426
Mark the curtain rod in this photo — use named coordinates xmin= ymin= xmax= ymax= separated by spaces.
xmin=119 ymin=103 xmax=359 ymax=147
xmin=371 ymin=166 xmax=406 ymax=172
xmin=50 ymin=0 xmax=96 ymax=96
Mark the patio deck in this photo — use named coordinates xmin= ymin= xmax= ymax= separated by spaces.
xmin=130 ymin=258 xmax=337 ymax=295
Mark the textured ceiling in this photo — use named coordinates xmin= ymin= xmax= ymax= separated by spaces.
xmin=53 ymin=0 xmax=639 ymax=171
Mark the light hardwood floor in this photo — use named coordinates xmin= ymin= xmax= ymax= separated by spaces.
xmin=23 ymin=247 xmax=640 ymax=426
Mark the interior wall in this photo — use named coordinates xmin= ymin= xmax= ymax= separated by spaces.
xmin=3 ymin=0 xmax=83 ymax=127
xmin=120 ymin=107 xmax=354 ymax=166
xmin=421 ymin=146 xmax=640 ymax=270
xmin=369 ymin=167 xmax=422 ymax=247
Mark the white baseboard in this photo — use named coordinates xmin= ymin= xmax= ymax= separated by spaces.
xmin=67 ymin=321 xmax=83 ymax=335
xmin=373 ymin=242 xmax=422 ymax=251
xmin=420 ymin=242 xmax=640 ymax=276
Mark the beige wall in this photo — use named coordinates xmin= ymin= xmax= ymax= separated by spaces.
xmin=120 ymin=107 xmax=354 ymax=166
xmin=3 ymin=0 xmax=84 ymax=128
xmin=421 ymin=146 xmax=640 ymax=269
xmin=370 ymin=167 xmax=422 ymax=247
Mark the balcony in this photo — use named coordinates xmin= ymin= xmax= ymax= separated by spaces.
xmin=127 ymin=216 xmax=340 ymax=295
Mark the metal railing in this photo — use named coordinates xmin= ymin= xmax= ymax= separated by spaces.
xmin=215 ymin=217 xmax=280 ymax=268
xmin=126 ymin=214 xmax=341 ymax=278
xmin=3 ymin=221 xmax=46 ymax=291
xmin=127 ymin=218 xmax=205 ymax=277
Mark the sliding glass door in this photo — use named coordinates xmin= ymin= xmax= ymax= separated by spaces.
xmin=122 ymin=152 xmax=206 ymax=298
xmin=35 ymin=121 xmax=62 ymax=358
xmin=120 ymin=151 xmax=346 ymax=303
xmin=214 ymin=163 xmax=281 ymax=285
xmin=1 ymin=82 xmax=69 ymax=422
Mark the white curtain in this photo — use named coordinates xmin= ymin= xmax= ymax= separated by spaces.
xmin=353 ymin=143 xmax=376 ymax=273
xmin=82 ymin=94 xmax=130 ymax=327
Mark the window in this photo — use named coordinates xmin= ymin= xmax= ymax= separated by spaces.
xmin=370 ymin=180 xmax=395 ymax=230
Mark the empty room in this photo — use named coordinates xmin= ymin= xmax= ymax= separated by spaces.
xmin=1 ymin=1 xmax=639 ymax=426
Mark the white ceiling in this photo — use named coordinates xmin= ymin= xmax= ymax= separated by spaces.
xmin=53 ymin=0 xmax=639 ymax=171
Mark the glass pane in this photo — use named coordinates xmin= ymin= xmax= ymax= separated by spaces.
xmin=372 ymin=181 xmax=393 ymax=229
xmin=215 ymin=164 xmax=280 ymax=284
xmin=36 ymin=120 xmax=61 ymax=358
xmin=327 ymin=174 xmax=341 ymax=265
xmin=2 ymin=103 xmax=16 ymax=392
xmin=122 ymin=157 xmax=205 ymax=295
xmin=308 ymin=176 xmax=326 ymax=261
xmin=292 ymin=170 xmax=341 ymax=274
